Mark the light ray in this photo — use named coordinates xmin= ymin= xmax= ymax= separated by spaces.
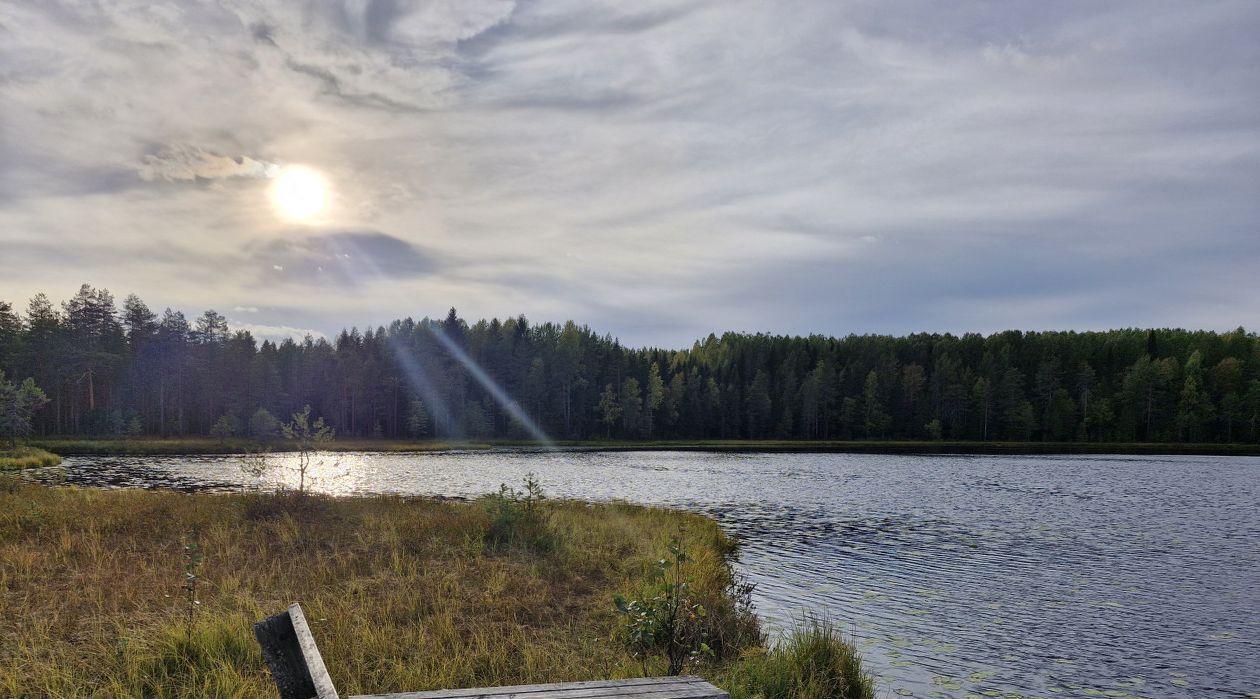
xmin=428 ymin=325 xmax=554 ymax=447
xmin=311 ymin=234 xmax=549 ymax=446
xmin=387 ymin=333 xmax=460 ymax=439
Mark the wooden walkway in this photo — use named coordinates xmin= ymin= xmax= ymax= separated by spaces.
xmin=254 ymin=603 xmax=730 ymax=699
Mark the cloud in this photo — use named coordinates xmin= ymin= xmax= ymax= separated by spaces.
xmin=251 ymin=231 xmax=433 ymax=286
xmin=138 ymin=145 xmax=278 ymax=182
xmin=227 ymin=320 xmax=325 ymax=343
xmin=1 ymin=1 xmax=1258 ymax=346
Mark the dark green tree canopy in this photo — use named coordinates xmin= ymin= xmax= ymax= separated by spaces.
xmin=1 ymin=285 xmax=1258 ymax=444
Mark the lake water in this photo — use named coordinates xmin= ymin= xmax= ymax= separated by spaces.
xmin=30 ymin=451 xmax=1260 ymax=698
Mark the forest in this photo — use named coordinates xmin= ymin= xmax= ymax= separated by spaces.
xmin=2 ymin=284 xmax=1259 ymax=444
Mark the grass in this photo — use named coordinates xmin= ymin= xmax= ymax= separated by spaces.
xmin=726 ymin=619 xmax=874 ymax=699
xmin=30 ymin=436 xmax=1260 ymax=456
xmin=0 ymin=446 xmax=62 ymax=470
xmin=0 ymin=482 xmax=844 ymax=698
xmin=29 ymin=437 xmax=494 ymax=456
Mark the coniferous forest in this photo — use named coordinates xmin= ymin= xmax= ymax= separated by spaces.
xmin=2 ymin=284 xmax=1259 ymax=443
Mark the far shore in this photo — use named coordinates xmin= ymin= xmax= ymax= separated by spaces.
xmin=28 ymin=437 xmax=1260 ymax=457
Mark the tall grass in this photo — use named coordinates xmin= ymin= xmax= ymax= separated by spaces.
xmin=0 ymin=446 xmax=61 ymax=470
xmin=723 ymin=619 xmax=875 ymax=699
xmin=0 ymin=485 xmax=757 ymax=697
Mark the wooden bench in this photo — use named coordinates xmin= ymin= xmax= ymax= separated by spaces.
xmin=254 ymin=603 xmax=731 ymax=699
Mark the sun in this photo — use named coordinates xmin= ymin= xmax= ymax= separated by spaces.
xmin=270 ymin=165 xmax=327 ymax=222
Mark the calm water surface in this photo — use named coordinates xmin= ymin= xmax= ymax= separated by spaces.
xmin=32 ymin=451 xmax=1260 ymax=699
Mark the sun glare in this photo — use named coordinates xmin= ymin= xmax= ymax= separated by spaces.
xmin=270 ymin=165 xmax=327 ymax=222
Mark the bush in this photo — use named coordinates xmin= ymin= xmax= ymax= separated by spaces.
xmin=240 ymin=489 xmax=334 ymax=522
xmin=481 ymin=473 xmax=553 ymax=553
xmin=209 ymin=413 xmax=241 ymax=440
xmin=248 ymin=408 xmax=280 ymax=440
xmin=614 ymin=537 xmax=712 ymax=676
xmin=726 ymin=619 xmax=874 ymax=699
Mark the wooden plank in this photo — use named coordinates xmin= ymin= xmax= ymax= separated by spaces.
xmin=253 ymin=607 xmax=324 ymax=699
xmin=352 ymin=678 xmax=728 ymax=699
xmin=287 ymin=603 xmax=341 ymax=699
xmin=353 ymin=681 xmax=715 ymax=699
xmin=353 ymin=684 xmax=728 ymax=699
xmin=355 ymin=680 xmax=710 ymax=699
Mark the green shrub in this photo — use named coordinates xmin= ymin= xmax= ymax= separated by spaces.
xmin=249 ymin=408 xmax=281 ymax=440
xmin=209 ymin=413 xmax=241 ymax=440
xmin=481 ymin=472 xmax=553 ymax=553
xmin=614 ymin=537 xmax=713 ymax=676
xmin=726 ymin=619 xmax=874 ymax=699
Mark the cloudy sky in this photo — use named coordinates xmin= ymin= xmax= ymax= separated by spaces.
xmin=1 ymin=1 xmax=1257 ymax=346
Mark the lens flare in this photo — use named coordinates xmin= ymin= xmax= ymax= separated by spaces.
xmin=388 ymin=334 xmax=458 ymax=438
xmin=429 ymin=327 xmax=553 ymax=446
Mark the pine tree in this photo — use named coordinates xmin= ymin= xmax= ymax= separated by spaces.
xmin=598 ymin=383 xmax=621 ymax=438
xmin=745 ymin=370 xmax=773 ymax=438
xmin=621 ymin=378 xmax=643 ymax=437
xmin=644 ymin=363 xmax=666 ymax=438
xmin=406 ymin=400 xmax=430 ymax=438
xmin=862 ymin=370 xmax=890 ymax=438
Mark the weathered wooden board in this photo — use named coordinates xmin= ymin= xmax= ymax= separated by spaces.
xmin=354 ymin=676 xmax=708 ymax=699
xmin=255 ymin=604 xmax=728 ymax=699
xmin=253 ymin=603 xmax=340 ymax=699
xmin=351 ymin=676 xmax=728 ymax=699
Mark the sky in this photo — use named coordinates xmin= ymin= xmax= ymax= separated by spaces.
xmin=1 ymin=1 xmax=1257 ymax=347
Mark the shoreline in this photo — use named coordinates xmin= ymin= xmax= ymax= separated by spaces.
xmin=28 ymin=437 xmax=1260 ymax=457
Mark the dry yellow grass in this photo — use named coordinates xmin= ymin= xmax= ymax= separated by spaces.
xmin=0 ymin=446 xmax=61 ymax=470
xmin=0 ymin=482 xmax=760 ymax=698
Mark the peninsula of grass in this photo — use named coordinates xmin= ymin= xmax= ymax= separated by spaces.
xmin=0 ymin=445 xmax=61 ymax=470
xmin=0 ymin=482 xmax=874 ymax=699
xmin=30 ymin=436 xmax=1260 ymax=457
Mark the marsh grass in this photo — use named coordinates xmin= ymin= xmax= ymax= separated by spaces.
xmin=0 ymin=446 xmax=61 ymax=470
xmin=723 ymin=618 xmax=875 ymax=699
xmin=0 ymin=484 xmax=761 ymax=697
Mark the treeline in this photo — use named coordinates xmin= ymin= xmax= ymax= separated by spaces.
xmin=1 ymin=284 xmax=1259 ymax=443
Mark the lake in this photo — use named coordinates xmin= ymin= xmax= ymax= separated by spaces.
xmin=31 ymin=451 xmax=1260 ymax=698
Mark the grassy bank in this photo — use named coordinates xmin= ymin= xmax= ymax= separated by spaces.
xmin=30 ymin=436 xmax=1260 ymax=456
xmin=0 ymin=446 xmax=62 ymax=470
xmin=29 ymin=437 xmax=496 ymax=455
xmin=0 ymin=483 xmax=870 ymax=698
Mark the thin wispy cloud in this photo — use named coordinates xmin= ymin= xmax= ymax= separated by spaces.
xmin=1 ymin=0 xmax=1257 ymax=344
xmin=138 ymin=146 xmax=279 ymax=183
